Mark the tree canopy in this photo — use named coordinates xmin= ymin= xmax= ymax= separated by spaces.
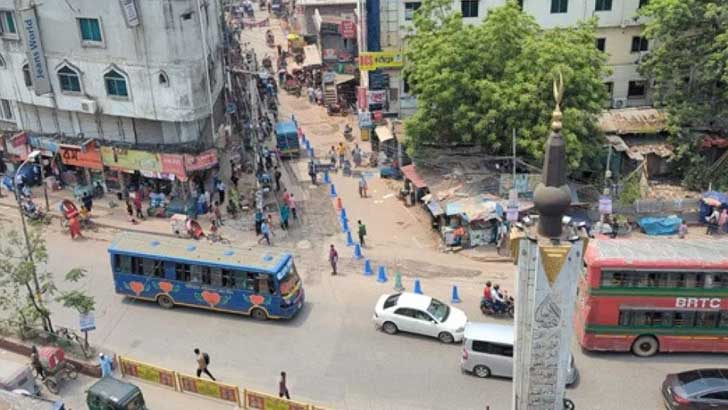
xmin=639 ymin=0 xmax=728 ymax=189
xmin=403 ymin=0 xmax=609 ymax=172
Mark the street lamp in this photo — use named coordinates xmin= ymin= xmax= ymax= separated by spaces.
xmin=14 ymin=149 xmax=45 ymax=302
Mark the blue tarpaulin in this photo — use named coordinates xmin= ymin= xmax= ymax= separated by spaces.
xmin=639 ymin=216 xmax=682 ymax=235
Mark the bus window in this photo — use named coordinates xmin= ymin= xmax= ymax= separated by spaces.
xmin=131 ymin=257 xmax=144 ymax=276
xmin=695 ymin=312 xmax=719 ymax=328
xmin=175 ymin=264 xmax=191 ymax=282
xmin=720 ymin=312 xmax=728 ymax=328
xmin=618 ymin=310 xmax=631 ymax=326
xmin=221 ymin=269 xmax=235 ymax=288
xmin=257 ymin=275 xmax=273 ymax=294
xmin=210 ymin=268 xmax=223 ymax=287
xmin=115 ymin=255 xmax=132 ymax=273
xmin=142 ymin=259 xmax=164 ymax=278
xmin=278 ymin=264 xmax=301 ymax=297
xmin=190 ymin=265 xmax=211 ymax=284
xmin=711 ymin=272 xmax=728 ymax=288
xmin=673 ymin=311 xmax=694 ymax=327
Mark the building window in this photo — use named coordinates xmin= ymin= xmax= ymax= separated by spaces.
xmin=638 ymin=0 xmax=649 ymax=8
xmin=104 ymin=69 xmax=129 ymax=97
xmin=22 ymin=64 xmax=31 ymax=86
xmin=58 ymin=66 xmax=82 ymax=93
xmin=461 ymin=0 xmax=479 ymax=18
xmin=631 ymin=36 xmax=649 ymax=52
xmin=0 ymin=11 xmax=17 ymax=35
xmin=78 ymin=18 xmax=103 ymax=43
xmin=628 ymin=81 xmax=646 ymax=98
xmin=550 ymin=0 xmax=568 ymax=13
xmin=207 ymin=55 xmax=216 ymax=88
xmin=158 ymin=71 xmax=169 ymax=87
xmin=404 ymin=2 xmax=421 ymax=20
xmin=604 ymin=81 xmax=613 ymax=98
xmin=0 ymin=99 xmax=13 ymax=121
xmin=595 ymin=0 xmax=612 ymax=11
xmin=596 ymin=38 xmax=606 ymax=52
xmin=0 ymin=54 xmax=4 ymax=68
xmin=403 ymin=77 xmax=411 ymax=94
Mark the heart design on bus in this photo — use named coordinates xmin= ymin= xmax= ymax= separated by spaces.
xmin=249 ymin=294 xmax=265 ymax=306
xmin=129 ymin=281 xmax=145 ymax=296
xmin=202 ymin=291 xmax=221 ymax=307
xmin=159 ymin=281 xmax=173 ymax=294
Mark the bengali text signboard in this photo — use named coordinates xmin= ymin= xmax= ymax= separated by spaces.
xmin=358 ymin=51 xmax=404 ymax=71
xmin=177 ymin=373 xmax=240 ymax=405
xmin=101 ymin=147 xmax=162 ymax=173
xmin=245 ymin=389 xmax=309 ymax=410
xmin=118 ymin=356 xmax=177 ymax=389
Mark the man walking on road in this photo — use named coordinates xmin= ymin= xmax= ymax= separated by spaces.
xmin=274 ymin=166 xmax=282 ymax=191
xmin=329 ymin=244 xmax=339 ymax=275
xmin=216 ymin=180 xmax=226 ymax=204
xmin=357 ymin=220 xmax=367 ymax=247
xmin=279 ymin=371 xmax=290 ymax=399
xmin=194 ymin=348 xmax=215 ymax=381
xmin=260 ymin=220 xmax=272 ymax=245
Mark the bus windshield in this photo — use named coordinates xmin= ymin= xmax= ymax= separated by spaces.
xmin=279 ymin=263 xmax=300 ymax=298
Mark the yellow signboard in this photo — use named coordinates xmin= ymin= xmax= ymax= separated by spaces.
xmin=118 ymin=356 xmax=177 ymax=390
xmin=101 ymin=146 xmax=162 ymax=173
xmin=358 ymin=51 xmax=404 ymax=71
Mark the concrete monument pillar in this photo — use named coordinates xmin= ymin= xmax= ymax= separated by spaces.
xmin=512 ymin=74 xmax=583 ymax=410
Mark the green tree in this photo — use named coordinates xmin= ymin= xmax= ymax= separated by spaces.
xmin=404 ymin=0 xmax=609 ymax=172
xmin=639 ymin=0 xmax=728 ymax=190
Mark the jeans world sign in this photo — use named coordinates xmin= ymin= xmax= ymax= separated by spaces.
xmin=20 ymin=8 xmax=52 ymax=95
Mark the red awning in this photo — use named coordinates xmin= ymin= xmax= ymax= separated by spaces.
xmin=401 ymin=164 xmax=427 ymax=189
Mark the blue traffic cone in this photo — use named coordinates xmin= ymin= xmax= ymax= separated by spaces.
xmin=394 ymin=272 xmax=404 ymax=291
xmin=353 ymin=243 xmax=363 ymax=260
xmin=451 ymin=285 xmax=462 ymax=304
xmin=346 ymin=230 xmax=355 ymax=246
xmin=341 ymin=218 xmax=349 ymax=233
xmin=377 ymin=266 xmax=388 ymax=283
xmin=323 ymin=170 xmax=330 ymax=184
xmin=364 ymin=259 xmax=373 ymax=276
xmin=330 ymin=184 xmax=337 ymax=197
xmin=413 ymin=278 xmax=423 ymax=294
xmin=340 ymin=208 xmax=347 ymax=219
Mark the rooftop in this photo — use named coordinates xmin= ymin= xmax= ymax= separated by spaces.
xmin=598 ymin=107 xmax=668 ymax=135
xmin=586 ymin=239 xmax=728 ymax=266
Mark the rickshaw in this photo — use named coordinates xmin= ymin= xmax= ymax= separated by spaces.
xmin=38 ymin=346 xmax=78 ymax=394
xmin=283 ymin=73 xmax=302 ymax=97
xmin=170 ymin=214 xmax=204 ymax=239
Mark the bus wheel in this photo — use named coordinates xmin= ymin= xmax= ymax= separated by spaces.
xmin=631 ymin=335 xmax=658 ymax=357
xmin=251 ymin=308 xmax=268 ymax=321
xmin=157 ymin=295 xmax=174 ymax=309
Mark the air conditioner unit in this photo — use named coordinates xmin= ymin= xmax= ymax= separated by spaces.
xmin=79 ymin=99 xmax=98 ymax=114
xmin=613 ymin=98 xmax=627 ymax=109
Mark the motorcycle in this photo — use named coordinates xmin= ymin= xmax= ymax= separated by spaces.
xmin=343 ymin=125 xmax=353 ymax=141
xmin=22 ymin=200 xmax=47 ymax=222
xmin=480 ymin=296 xmax=515 ymax=318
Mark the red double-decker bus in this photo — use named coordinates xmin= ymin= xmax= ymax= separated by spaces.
xmin=576 ymin=239 xmax=728 ymax=357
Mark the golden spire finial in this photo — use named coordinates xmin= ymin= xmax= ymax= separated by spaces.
xmin=551 ymin=71 xmax=564 ymax=132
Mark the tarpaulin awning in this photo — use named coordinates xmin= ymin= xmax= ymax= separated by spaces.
xmin=375 ymin=125 xmax=395 ymax=142
xmin=401 ymin=164 xmax=426 ymax=189
xmin=303 ymin=45 xmax=322 ymax=67
xmin=335 ymin=73 xmax=355 ymax=85
xmin=445 ymin=196 xmax=503 ymax=222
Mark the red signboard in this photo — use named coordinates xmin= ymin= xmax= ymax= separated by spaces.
xmin=373 ymin=110 xmax=383 ymax=121
xmin=184 ymin=149 xmax=218 ymax=172
xmin=340 ymin=20 xmax=356 ymax=39
xmin=160 ymin=154 xmax=187 ymax=180
xmin=11 ymin=132 xmax=27 ymax=148
xmin=357 ymin=87 xmax=368 ymax=110
xmin=60 ymin=144 xmax=103 ymax=170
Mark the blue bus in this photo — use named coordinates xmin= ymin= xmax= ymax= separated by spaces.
xmin=108 ymin=232 xmax=304 ymax=320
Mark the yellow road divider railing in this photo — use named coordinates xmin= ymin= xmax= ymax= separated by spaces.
xmin=178 ymin=372 xmax=241 ymax=406
xmin=244 ymin=388 xmax=310 ymax=410
xmin=118 ymin=356 xmax=178 ymax=390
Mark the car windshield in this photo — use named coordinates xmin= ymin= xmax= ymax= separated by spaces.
xmin=278 ymin=263 xmax=300 ymax=298
xmin=426 ymin=298 xmax=450 ymax=322
xmin=384 ymin=293 xmax=401 ymax=309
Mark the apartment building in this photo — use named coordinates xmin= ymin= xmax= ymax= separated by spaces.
xmin=360 ymin=0 xmax=650 ymax=117
xmin=0 ymin=0 xmax=224 ymax=146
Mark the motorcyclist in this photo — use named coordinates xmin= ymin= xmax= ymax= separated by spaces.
xmin=22 ymin=198 xmax=38 ymax=218
xmin=482 ymin=281 xmax=492 ymax=303
xmin=491 ymin=284 xmax=505 ymax=312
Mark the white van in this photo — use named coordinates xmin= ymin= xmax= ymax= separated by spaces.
xmin=0 ymin=357 xmax=40 ymax=396
xmin=460 ymin=322 xmax=578 ymax=386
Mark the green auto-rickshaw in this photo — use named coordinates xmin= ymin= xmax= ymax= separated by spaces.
xmin=86 ymin=377 xmax=146 ymax=410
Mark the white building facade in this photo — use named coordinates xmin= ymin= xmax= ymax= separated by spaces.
xmin=0 ymin=0 xmax=224 ymax=146
xmin=366 ymin=0 xmax=650 ymax=117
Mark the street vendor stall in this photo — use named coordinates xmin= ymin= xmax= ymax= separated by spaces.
xmin=400 ymin=164 xmax=428 ymax=206
xmin=443 ymin=196 xmax=504 ymax=248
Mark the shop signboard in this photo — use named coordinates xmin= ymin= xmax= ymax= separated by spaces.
xmin=599 ymin=195 xmax=612 ymax=215
xmin=340 ymin=20 xmax=356 ymax=39
xmin=6 ymin=132 xmax=29 ymax=160
xmin=101 ymin=146 xmax=162 ymax=173
xmin=358 ymin=51 xmax=404 ymax=71
xmin=323 ymin=48 xmax=337 ymax=61
xmin=119 ymin=0 xmax=140 ymax=27
xmin=20 ymin=8 xmax=52 ymax=95
xmin=29 ymin=135 xmax=60 ymax=153
xmin=160 ymin=154 xmax=187 ymax=180
xmin=357 ymin=87 xmax=367 ymax=110
xmin=184 ymin=149 xmax=218 ymax=172
xmin=60 ymin=145 xmax=103 ymax=170
xmin=358 ymin=111 xmax=372 ymax=128
xmin=367 ymin=90 xmax=387 ymax=105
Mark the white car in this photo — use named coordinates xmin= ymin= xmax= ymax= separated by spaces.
xmin=372 ymin=292 xmax=468 ymax=343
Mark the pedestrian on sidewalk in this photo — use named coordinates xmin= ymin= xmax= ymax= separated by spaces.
xmin=268 ymin=0 xmax=272 ymax=14
xmin=211 ymin=201 xmax=223 ymax=227
xmin=338 ymin=142 xmax=346 ymax=168
xmin=255 ymin=208 xmax=264 ymax=235
xmin=307 ymin=160 xmax=317 ymax=185
xmin=283 ymin=188 xmax=291 ymax=206
xmin=307 ymin=86 xmax=315 ymax=104
xmin=259 ymin=220 xmax=272 ymax=245
xmin=125 ymin=198 xmax=135 ymax=223
xmin=274 ymin=166 xmax=282 ymax=191
xmin=358 ymin=175 xmax=368 ymax=198
xmin=329 ymin=244 xmax=339 ymax=275
xmin=328 ymin=146 xmax=337 ymax=169
xmin=194 ymin=348 xmax=215 ymax=381
xmin=133 ymin=192 xmax=145 ymax=220
xmin=289 ymin=193 xmax=297 ymax=220
xmin=678 ymin=221 xmax=688 ymax=239
xmin=280 ymin=203 xmax=290 ymax=230
xmin=99 ymin=353 xmax=113 ymax=377
xmin=357 ymin=220 xmax=367 ymax=247
xmin=82 ymin=192 xmax=93 ymax=213
xmin=216 ymin=180 xmax=226 ymax=204
xmin=279 ymin=371 xmax=290 ymax=399
xmin=31 ymin=346 xmax=45 ymax=380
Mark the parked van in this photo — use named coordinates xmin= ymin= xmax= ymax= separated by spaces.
xmin=0 ymin=357 xmax=40 ymax=396
xmin=460 ymin=322 xmax=578 ymax=386
xmin=86 ymin=377 xmax=146 ymax=410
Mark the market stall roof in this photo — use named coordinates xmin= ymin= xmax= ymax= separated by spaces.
xmin=445 ymin=195 xmax=503 ymax=222
xmin=598 ymin=107 xmax=667 ymax=135
xmin=401 ymin=164 xmax=427 ymax=189
xmin=303 ymin=45 xmax=322 ymax=67
xmin=335 ymin=73 xmax=355 ymax=85
xmin=607 ymin=135 xmax=673 ymax=161
xmin=375 ymin=125 xmax=395 ymax=142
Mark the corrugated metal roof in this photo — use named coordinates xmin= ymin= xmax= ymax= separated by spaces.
xmin=598 ymin=108 xmax=668 ymax=135
xmin=108 ymin=232 xmax=292 ymax=273
xmin=587 ymin=239 xmax=728 ymax=266
xmin=375 ymin=125 xmax=395 ymax=142
xmin=401 ymin=164 xmax=427 ymax=189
